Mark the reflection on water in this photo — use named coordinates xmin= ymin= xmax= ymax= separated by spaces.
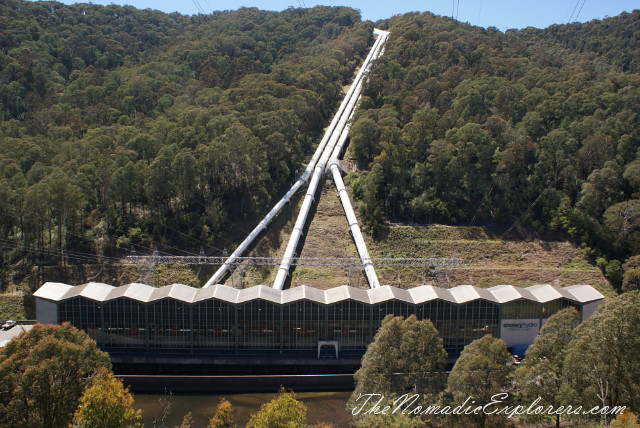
xmin=134 ymin=391 xmax=353 ymax=427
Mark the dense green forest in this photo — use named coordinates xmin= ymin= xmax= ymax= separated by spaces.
xmin=350 ymin=10 xmax=640 ymax=290
xmin=0 ymin=0 xmax=372 ymax=289
xmin=1 ymin=1 xmax=639 ymax=293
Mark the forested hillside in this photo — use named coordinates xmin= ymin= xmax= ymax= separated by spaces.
xmin=350 ymin=10 xmax=640 ymax=290
xmin=0 ymin=1 xmax=372 ymax=289
xmin=1 ymin=1 xmax=638 ymax=295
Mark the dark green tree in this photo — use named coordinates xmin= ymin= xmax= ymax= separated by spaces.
xmin=348 ymin=315 xmax=447 ymax=417
xmin=562 ymin=291 xmax=640 ymax=416
xmin=515 ymin=308 xmax=581 ymax=428
xmin=447 ymin=335 xmax=512 ymax=428
xmin=0 ymin=323 xmax=112 ymax=428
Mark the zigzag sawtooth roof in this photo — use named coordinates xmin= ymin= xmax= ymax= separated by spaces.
xmin=33 ymin=282 xmax=604 ymax=305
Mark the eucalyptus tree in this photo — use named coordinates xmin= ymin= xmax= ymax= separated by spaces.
xmin=515 ymin=307 xmax=581 ymax=428
xmin=349 ymin=314 xmax=447 ymax=422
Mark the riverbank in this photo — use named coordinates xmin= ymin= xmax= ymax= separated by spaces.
xmin=134 ymin=391 xmax=353 ymax=427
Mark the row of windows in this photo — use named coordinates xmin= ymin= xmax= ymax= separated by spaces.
xmin=57 ymin=297 xmax=580 ymax=354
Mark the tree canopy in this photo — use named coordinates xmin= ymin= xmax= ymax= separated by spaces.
xmin=70 ymin=367 xmax=142 ymax=428
xmin=446 ymin=334 xmax=512 ymax=427
xmin=348 ymin=314 xmax=446 ymax=426
xmin=0 ymin=322 xmax=112 ymax=428
xmin=208 ymin=398 xmax=236 ymax=428
xmin=562 ymin=291 xmax=640 ymax=413
xmin=2 ymin=3 xmax=640 ymax=293
xmin=349 ymin=10 xmax=640 ymax=289
xmin=246 ymin=387 xmax=307 ymax=428
xmin=0 ymin=1 xmax=372 ymax=289
xmin=350 ymin=314 xmax=447 ymax=405
xmin=515 ymin=307 xmax=581 ymax=428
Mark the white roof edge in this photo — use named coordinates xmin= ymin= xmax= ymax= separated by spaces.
xmin=282 ymin=285 xmax=327 ymax=304
xmin=33 ymin=282 xmax=74 ymax=301
xmin=31 ymin=283 xmax=605 ymax=305
xmin=368 ymin=285 xmax=413 ymax=304
xmin=525 ymin=284 xmax=564 ymax=303
xmin=487 ymin=284 xmax=523 ymax=303
xmin=564 ymin=284 xmax=605 ymax=303
xmin=80 ymin=282 xmax=116 ymax=301
xmin=408 ymin=284 xmax=457 ymax=303
xmin=102 ymin=283 xmax=158 ymax=302
xmin=449 ymin=284 xmax=482 ymax=304
xmin=167 ymin=283 xmax=199 ymax=303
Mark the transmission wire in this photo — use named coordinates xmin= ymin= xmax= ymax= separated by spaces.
xmin=568 ymin=0 xmax=581 ymax=22
xmin=574 ymin=0 xmax=587 ymax=22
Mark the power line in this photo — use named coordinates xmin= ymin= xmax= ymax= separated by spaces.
xmin=199 ymin=0 xmax=213 ymax=13
xmin=568 ymin=0 xmax=581 ymax=22
xmin=183 ymin=195 xmax=265 ymax=250
xmin=499 ymin=178 xmax=558 ymax=240
xmin=574 ymin=0 xmax=587 ymax=22
xmin=0 ymin=189 xmax=285 ymax=261
xmin=469 ymin=179 xmax=496 ymax=227
xmin=191 ymin=0 xmax=205 ymax=14
xmin=562 ymin=0 xmax=575 ymax=22
xmin=124 ymin=254 xmax=464 ymax=269
xmin=0 ymin=237 xmax=120 ymax=263
xmin=160 ymin=221 xmax=221 ymax=254
xmin=0 ymin=238 xmax=119 ymax=264
xmin=0 ymin=198 xmax=192 ymax=260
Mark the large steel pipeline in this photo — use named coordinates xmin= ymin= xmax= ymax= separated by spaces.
xmin=204 ymin=30 xmax=387 ymax=288
xmin=328 ymin=124 xmax=380 ymax=289
xmin=329 ymin=31 xmax=388 ymax=290
xmin=273 ymin=30 xmax=389 ymax=290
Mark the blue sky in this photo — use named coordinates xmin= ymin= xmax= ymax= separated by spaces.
xmin=56 ymin=0 xmax=638 ymax=31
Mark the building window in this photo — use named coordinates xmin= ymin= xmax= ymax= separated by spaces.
xmin=417 ymin=300 xmax=456 ymax=351
xmin=148 ymin=299 xmax=190 ymax=349
xmin=59 ymin=297 xmax=101 ymax=343
xmin=542 ymin=298 xmax=580 ymax=319
xmin=192 ymin=300 xmax=234 ymax=350
xmin=372 ymin=301 xmax=414 ymax=332
xmin=327 ymin=300 xmax=370 ymax=351
xmin=237 ymin=300 xmax=279 ymax=351
xmin=458 ymin=300 xmax=500 ymax=351
xmin=501 ymin=299 xmax=541 ymax=319
xmin=103 ymin=298 xmax=146 ymax=349
xmin=282 ymin=300 xmax=325 ymax=350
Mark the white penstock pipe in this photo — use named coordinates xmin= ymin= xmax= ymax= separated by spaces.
xmin=204 ymin=30 xmax=387 ymax=288
xmin=273 ymin=78 xmax=364 ymax=289
xmin=328 ymin=124 xmax=380 ymax=289
xmin=326 ymin=31 xmax=387 ymax=290
xmin=273 ymin=30 xmax=389 ymax=290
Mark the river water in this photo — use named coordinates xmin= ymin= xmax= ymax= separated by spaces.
xmin=134 ymin=391 xmax=353 ymax=427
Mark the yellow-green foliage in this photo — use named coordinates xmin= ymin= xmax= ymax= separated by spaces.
xmin=208 ymin=398 xmax=236 ymax=428
xmin=71 ymin=368 xmax=142 ymax=428
xmin=613 ymin=410 xmax=640 ymax=428
xmin=247 ymin=388 xmax=307 ymax=428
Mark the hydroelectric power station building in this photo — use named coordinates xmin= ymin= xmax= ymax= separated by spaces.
xmin=34 ymin=282 xmax=603 ymax=359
